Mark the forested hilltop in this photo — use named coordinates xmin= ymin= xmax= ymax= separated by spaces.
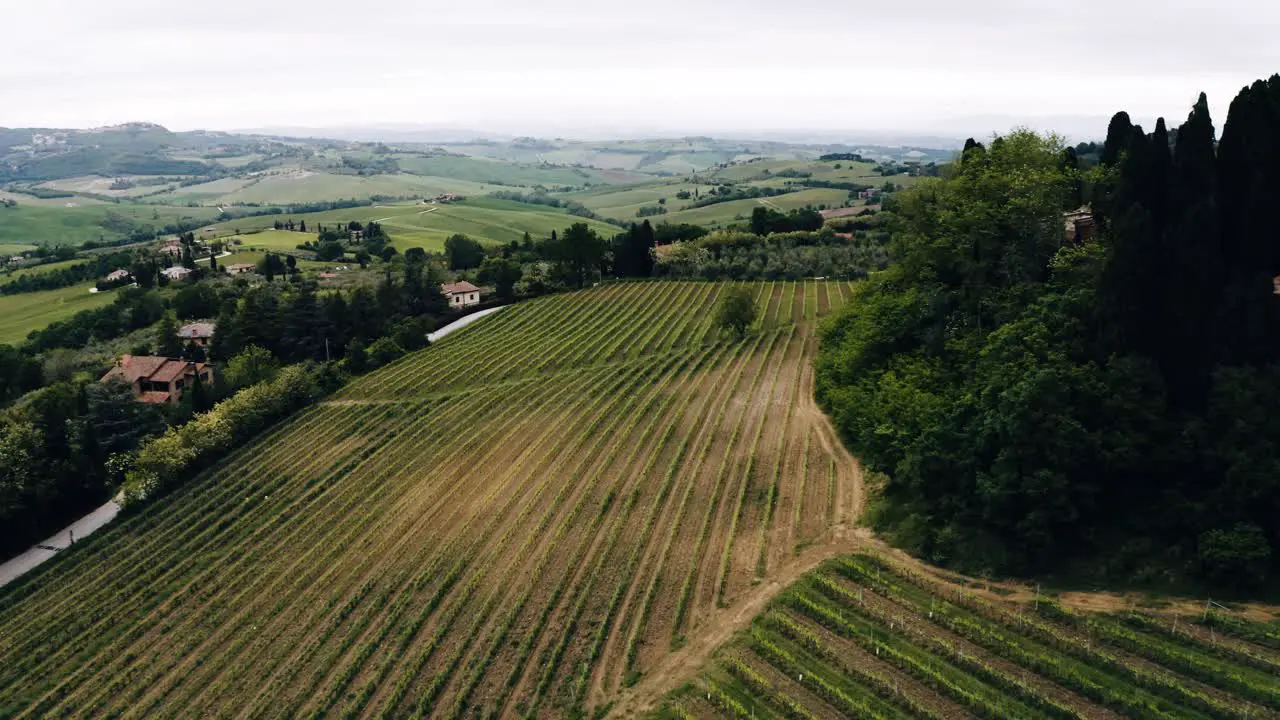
xmin=818 ymin=76 xmax=1280 ymax=591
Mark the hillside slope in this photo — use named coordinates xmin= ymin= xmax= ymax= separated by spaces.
xmin=0 ymin=280 xmax=862 ymax=719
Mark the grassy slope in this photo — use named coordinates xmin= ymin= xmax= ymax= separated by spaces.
xmin=203 ymin=199 xmax=621 ymax=252
xmin=0 ymin=258 xmax=90 ymax=281
xmin=151 ymin=171 xmax=491 ymax=206
xmin=0 ymin=284 xmax=116 ymax=345
xmin=394 ymin=155 xmax=616 ymax=187
xmin=0 ymin=205 xmax=222 ymax=247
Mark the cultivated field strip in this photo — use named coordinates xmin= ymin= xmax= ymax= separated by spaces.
xmin=661 ymin=554 xmax=1280 ymax=720
xmin=0 ymin=280 xmax=859 ymax=719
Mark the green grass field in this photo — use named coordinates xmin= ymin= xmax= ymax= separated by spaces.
xmin=0 ymin=258 xmax=91 ymax=282
xmin=0 ymin=244 xmax=37 ymax=256
xmin=0 ymin=284 xmax=117 ymax=345
xmin=0 ymin=280 xmax=866 ymax=718
xmin=394 ymin=154 xmax=618 ymax=188
xmin=150 ymin=171 xmax=491 ymax=206
xmin=660 ymin=553 xmax=1280 ymax=720
xmin=204 ymin=198 xmax=622 ymax=252
xmin=228 ymin=229 xmax=313 ymax=252
xmin=0 ymin=204 xmax=223 ymax=247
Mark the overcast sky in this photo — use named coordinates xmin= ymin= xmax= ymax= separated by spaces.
xmin=3 ymin=0 xmax=1277 ymax=141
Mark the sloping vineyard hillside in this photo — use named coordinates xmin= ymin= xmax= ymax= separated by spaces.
xmin=0 ymin=280 xmax=862 ymax=719
xmin=659 ymin=554 xmax=1280 ymax=720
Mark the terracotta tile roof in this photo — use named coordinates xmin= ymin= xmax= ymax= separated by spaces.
xmin=100 ymin=355 xmax=201 ymax=386
xmin=150 ymin=361 xmax=194 ymax=384
xmin=101 ymin=355 xmax=169 ymax=384
xmin=441 ymin=281 xmax=480 ymax=294
xmin=138 ymin=391 xmax=173 ymax=404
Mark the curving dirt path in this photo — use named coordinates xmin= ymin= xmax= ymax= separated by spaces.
xmin=605 ymin=523 xmax=865 ymax=718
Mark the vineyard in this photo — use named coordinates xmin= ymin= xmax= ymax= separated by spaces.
xmin=0 ymin=279 xmax=867 ymax=719
xmin=660 ymin=553 xmax=1280 ymax=720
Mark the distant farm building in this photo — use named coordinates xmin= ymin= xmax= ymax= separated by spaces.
xmin=441 ymin=281 xmax=482 ymax=308
xmin=161 ymin=266 xmax=192 ymax=281
xmin=159 ymin=238 xmax=183 ymax=257
xmin=105 ymin=268 xmax=131 ymax=282
xmin=1064 ymin=207 xmax=1096 ymax=244
xmin=178 ymin=322 xmax=215 ymax=348
xmin=101 ymin=355 xmax=214 ymax=405
xmin=226 ymin=263 xmax=256 ymax=275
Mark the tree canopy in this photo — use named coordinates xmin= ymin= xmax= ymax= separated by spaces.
xmin=816 ymin=80 xmax=1280 ymax=591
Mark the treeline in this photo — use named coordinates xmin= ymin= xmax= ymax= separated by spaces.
xmin=749 ymin=206 xmax=823 ymax=235
xmin=817 ymin=77 xmax=1280 ymax=590
xmin=656 ymin=228 xmax=886 ymax=281
xmin=211 ymin=261 xmax=446 ymax=366
xmin=0 ymin=379 xmax=169 ymax=557
xmin=0 ymin=251 xmax=133 ymax=296
xmin=681 ymin=185 xmax=787 ymax=209
xmin=790 ymin=179 xmax=872 ymax=192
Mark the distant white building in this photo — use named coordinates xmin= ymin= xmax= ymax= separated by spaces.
xmin=161 ymin=266 xmax=192 ymax=281
xmin=441 ymin=281 xmax=482 ymax=309
xmin=105 ymin=268 xmax=131 ymax=282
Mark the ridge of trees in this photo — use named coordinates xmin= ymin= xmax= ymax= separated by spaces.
xmin=816 ymin=77 xmax=1280 ymax=591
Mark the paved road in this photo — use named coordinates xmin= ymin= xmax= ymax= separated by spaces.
xmin=0 ymin=500 xmax=121 ymax=588
xmin=427 ymin=305 xmax=508 ymax=343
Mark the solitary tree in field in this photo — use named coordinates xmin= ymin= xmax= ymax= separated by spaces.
xmin=716 ymin=286 xmax=757 ymax=339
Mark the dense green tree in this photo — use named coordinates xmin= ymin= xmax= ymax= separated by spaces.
xmin=315 ymin=241 xmax=344 ymax=262
xmin=613 ymin=220 xmax=656 ymax=277
xmin=444 ymin=234 xmax=486 ymax=270
xmin=155 ymin=312 xmax=182 ymax=357
xmin=715 ymin=286 xmax=757 ymax=338
xmin=817 ymin=86 xmax=1280 ymax=588
xmin=478 ymin=257 xmax=522 ymax=300
xmin=172 ymin=283 xmax=219 ymax=320
xmin=549 ymin=223 xmax=608 ymax=288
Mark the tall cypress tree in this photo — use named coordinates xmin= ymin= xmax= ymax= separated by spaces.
xmin=1215 ymin=77 xmax=1280 ymax=365
xmin=1161 ymin=95 xmax=1221 ymax=404
xmin=1101 ymin=111 xmax=1134 ymax=167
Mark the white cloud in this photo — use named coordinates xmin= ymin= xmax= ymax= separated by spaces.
xmin=2 ymin=0 xmax=1276 ymax=139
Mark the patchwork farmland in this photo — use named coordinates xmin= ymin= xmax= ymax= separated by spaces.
xmin=0 ymin=280 xmax=864 ymax=718
xmin=658 ymin=554 xmax=1280 ymax=720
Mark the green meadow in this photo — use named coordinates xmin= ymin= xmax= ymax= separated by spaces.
xmin=0 ymin=284 xmax=117 ymax=345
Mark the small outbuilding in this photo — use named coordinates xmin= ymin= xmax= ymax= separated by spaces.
xmin=178 ymin=321 xmax=216 ymax=348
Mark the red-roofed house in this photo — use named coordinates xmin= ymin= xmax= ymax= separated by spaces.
xmin=441 ymin=280 xmax=482 ymax=309
xmin=100 ymin=355 xmax=214 ymax=405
